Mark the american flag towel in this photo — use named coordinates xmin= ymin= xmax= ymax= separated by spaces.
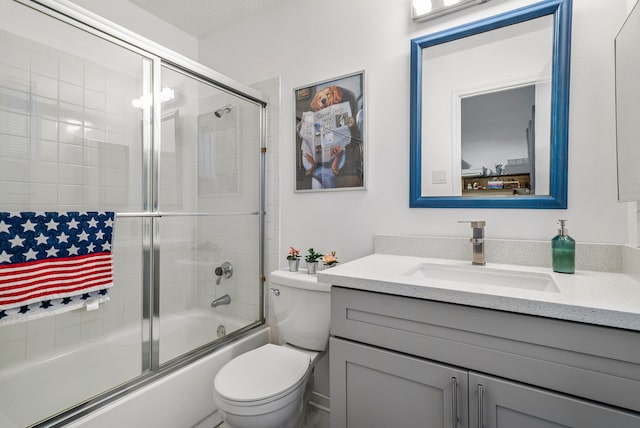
xmin=0 ymin=212 xmax=114 ymax=325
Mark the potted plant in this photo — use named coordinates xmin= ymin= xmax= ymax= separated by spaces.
xmin=305 ymin=248 xmax=323 ymax=274
xmin=286 ymin=247 xmax=300 ymax=272
xmin=322 ymin=250 xmax=339 ymax=268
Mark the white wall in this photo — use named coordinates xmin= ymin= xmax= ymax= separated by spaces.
xmin=199 ymin=0 xmax=632 ymax=264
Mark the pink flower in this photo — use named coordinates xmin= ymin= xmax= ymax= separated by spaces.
xmin=323 ymin=251 xmax=338 ymax=265
xmin=287 ymin=247 xmax=300 ymax=260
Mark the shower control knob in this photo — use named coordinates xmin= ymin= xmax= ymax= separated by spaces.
xmin=214 ymin=262 xmax=233 ymax=285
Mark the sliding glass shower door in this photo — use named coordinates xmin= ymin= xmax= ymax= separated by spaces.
xmin=157 ymin=66 xmax=263 ymax=365
xmin=0 ymin=1 xmax=150 ymax=425
xmin=0 ymin=1 xmax=266 ymax=426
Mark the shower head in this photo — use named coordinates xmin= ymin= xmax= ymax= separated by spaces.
xmin=214 ymin=105 xmax=232 ymax=118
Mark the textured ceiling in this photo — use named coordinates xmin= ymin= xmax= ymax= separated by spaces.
xmin=126 ymin=0 xmax=283 ymax=38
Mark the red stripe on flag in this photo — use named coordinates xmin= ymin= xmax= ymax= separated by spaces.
xmin=0 ymin=253 xmax=112 ymax=278
xmin=0 ymin=271 xmax=113 ymax=297
xmin=0 ymin=252 xmax=113 ymax=307
xmin=0 ymin=262 xmax=113 ymax=291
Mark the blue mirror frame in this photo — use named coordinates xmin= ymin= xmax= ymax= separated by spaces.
xmin=410 ymin=0 xmax=572 ymax=209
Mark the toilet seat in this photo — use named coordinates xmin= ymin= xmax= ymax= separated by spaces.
xmin=214 ymin=344 xmax=311 ymax=407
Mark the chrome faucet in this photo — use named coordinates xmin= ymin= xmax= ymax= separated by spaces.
xmin=211 ymin=294 xmax=231 ymax=308
xmin=459 ymin=221 xmax=486 ymax=266
xmin=214 ymin=262 xmax=233 ymax=285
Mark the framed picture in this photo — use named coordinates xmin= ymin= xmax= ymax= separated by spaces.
xmin=294 ymin=71 xmax=365 ymax=191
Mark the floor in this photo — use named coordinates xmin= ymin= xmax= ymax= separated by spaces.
xmin=212 ymin=403 xmax=330 ymax=428
xmin=304 ymin=404 xmax=330 ymax=428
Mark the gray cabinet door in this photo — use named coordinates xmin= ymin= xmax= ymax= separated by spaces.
xmin=330 ymin=337 xmax=468 ymax=428
xmin=469 ymin=372 xmax=640 ymax=428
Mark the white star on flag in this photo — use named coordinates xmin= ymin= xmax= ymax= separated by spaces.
xmin=45 ymin=247 xmax=59 ymax=257
xmin=9 ymin=235 xmax=25 ymax=248
xmin=96 ymin=230 xmax=105 ymax=241
xmin=68 ymin=218 xmax=80 ymax=229
xmin=101 ymin=242 xmax=112 ymax=251
xmin=86 ymin=243 xmax=96 ymax=253
xmin=24 ymin=248 xmax=38 ymax=261
xmin=0 ymin=221 xmax=10 ymax=233
xmin=46 ymin=219 xmax=59 ymax=230
xmin=78 ymin=230 xmax=89 ymax=241
xmin=0 ymin=251 xmax=11 ymax=263
xmin=58 ymin=232 xmax=69 ymax=244
xmin=35 ymin=233 xmax=49 ymax=245
xmin=68 ymin=245 xmax=80 ymax=256
xmin=22 ymin=219 xmax=37 ymax=232
xmin=87 ymin=217 xmax=99 ymax=228
xmin=104 ymin=218 xmax=114 ymax=228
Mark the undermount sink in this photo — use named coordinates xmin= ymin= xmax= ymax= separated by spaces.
xmin=403 ymin=262 xmax=560 ymax=292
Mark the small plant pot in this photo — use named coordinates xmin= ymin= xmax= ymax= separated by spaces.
xmin=288 ymin=259 xmax=300 ymax=272
xmin=306 ymin=261 xmax=318 ymax=275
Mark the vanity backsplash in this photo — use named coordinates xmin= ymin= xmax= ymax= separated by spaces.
xmin=374 ymin=235 xmax=631 ymax=273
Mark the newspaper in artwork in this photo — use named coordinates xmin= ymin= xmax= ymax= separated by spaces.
xmin=300 ymin=101 xmax=353 ymax=164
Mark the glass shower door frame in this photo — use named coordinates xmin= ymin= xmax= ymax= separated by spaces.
xmin=8 ymin=0 xmax=268 ymax=426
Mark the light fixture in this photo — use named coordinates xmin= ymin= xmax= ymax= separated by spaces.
xmin=411 ymin=0 xmax=489 ymax=22
xmin=131 ymin=87 xmax=175 ymax=109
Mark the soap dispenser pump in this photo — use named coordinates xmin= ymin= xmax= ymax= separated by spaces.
xmin=552 ymin=219 xmax=575 ymax=274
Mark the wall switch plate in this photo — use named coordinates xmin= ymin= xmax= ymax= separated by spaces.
xmin=432 ymin=170 xmax=447 ymax=184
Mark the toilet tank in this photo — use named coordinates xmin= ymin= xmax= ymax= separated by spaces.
xmin=269 ymin=269 xmax=331 ymax=351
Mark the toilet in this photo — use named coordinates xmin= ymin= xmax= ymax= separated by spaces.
xmin=213 ymin=269 xmax=331 ymax=428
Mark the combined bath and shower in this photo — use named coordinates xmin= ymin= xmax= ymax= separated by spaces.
xmin=214 ymin=104 xmax=233 ymax=118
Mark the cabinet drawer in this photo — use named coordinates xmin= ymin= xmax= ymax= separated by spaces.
xmin=331 ymin=286 xmax=640 ymax=412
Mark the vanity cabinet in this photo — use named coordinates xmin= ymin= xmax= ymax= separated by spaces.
xmin=331 ymin=337 xmax=467 ymax=428
xmin=330 ymin=287 xmax=640 ymax=428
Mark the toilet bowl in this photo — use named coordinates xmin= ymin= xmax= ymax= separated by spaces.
xmin=213 ymin=269 xmax=331 ymax=428
xmin=213 ymin=344 xmax=320 ymax=428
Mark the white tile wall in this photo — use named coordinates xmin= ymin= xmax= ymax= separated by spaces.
xmin=0 ymin=27 xmax=275 ymax=377
xmin=251 ymin=77 xmax=281 ymax=338
xmin=0 ymin=28 xmax=145 ymax=368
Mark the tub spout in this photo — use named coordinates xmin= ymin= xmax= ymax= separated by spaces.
xmin=211 ymin=294 xmax=231 ymax=308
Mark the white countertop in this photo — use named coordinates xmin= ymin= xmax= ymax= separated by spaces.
xmin=317 ymin=254 xmax=640 ymax=331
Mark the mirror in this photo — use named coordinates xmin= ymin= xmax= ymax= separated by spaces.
xmin=410 ymin=0 xmax=572 ymax=208
xmin=616 ymin=0 xmax=640 ymax=201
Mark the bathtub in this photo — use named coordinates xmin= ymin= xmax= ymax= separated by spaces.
xmin=0 ymin=309 xmax=268 ymax=428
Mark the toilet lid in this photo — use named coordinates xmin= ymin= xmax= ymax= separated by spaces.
xmin=214 ymin=344 xmax=311 ymax=402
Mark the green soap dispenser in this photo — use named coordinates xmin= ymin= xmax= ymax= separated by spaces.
xmin=552 ymin=219 xmax=575 ymax=274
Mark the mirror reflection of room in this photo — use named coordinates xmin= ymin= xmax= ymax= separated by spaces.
xmin=418 ymin=13 xmax=557 ymax=201
xmin=460 ymin=85 xmax=542 ymax=196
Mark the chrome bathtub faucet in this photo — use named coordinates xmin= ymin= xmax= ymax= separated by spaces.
xmin=459 ymin=220 xmax=486 ymax=266
xmin=211 ymin=294 xmax=231 ymax=308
